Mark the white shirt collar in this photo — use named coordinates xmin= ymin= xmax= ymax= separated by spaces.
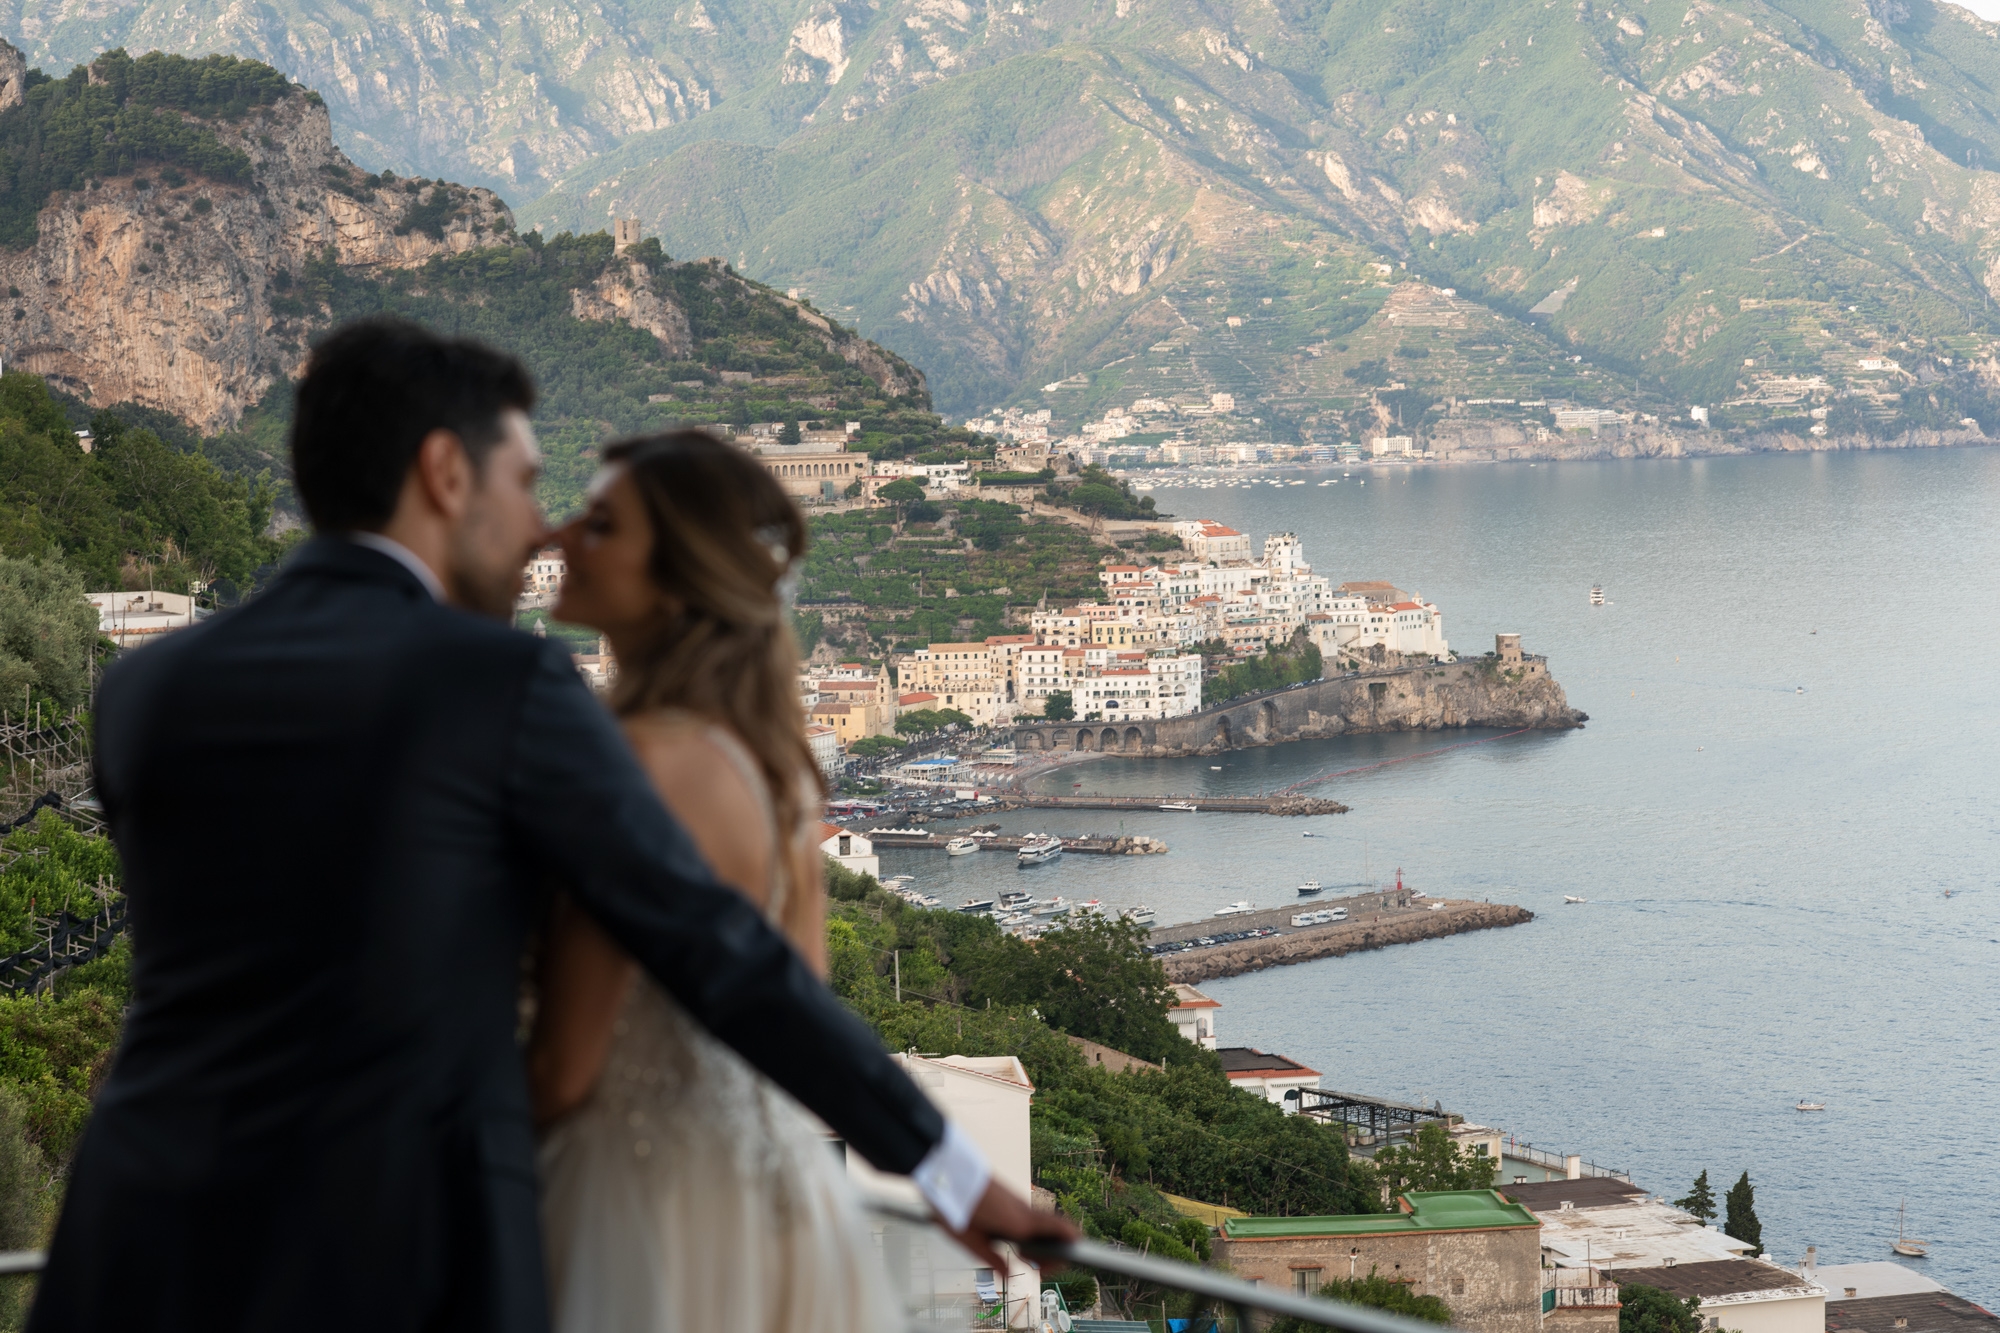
xmin=349 ymin=532 xmax=446 ymax=603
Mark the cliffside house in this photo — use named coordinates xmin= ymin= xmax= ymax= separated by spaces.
xmin=849 ymin=1056 xmax=1037 ymax=1328
xmin=88 ymin=591 xmax=206 ymax=649
xmin=1510 ymin=1179 xmax=1823 ymax=1333
xmin=1215 ymin=1046 xmax=1320 ymax=1106
xmin=1215 ymin=1190 xmax=1543 ymax=1333
xmin=817 ymin=822 xmax=878 ymax=878
xmin=1819 ymin=1261 xmax=1994 ymax=1333
xmin=805 ymin=724 xmax=841 ymax=781
xmin=1168 ymin=983 xmax=1221 ymax=1049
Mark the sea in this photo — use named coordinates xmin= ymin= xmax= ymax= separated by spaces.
xmin=874 ymin=447 xmax=2000 ymax=1302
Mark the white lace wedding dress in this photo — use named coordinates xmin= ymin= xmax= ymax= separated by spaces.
xmin=538 ymin=722 xmax=895 ymax=1333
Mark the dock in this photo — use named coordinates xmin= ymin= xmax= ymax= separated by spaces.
xmin=1151 ymin=895 xmax=1534 ymax=983
xmin=979 ymin=793 xmax=1348 ymax=816
xmin=865 ymin=830 xmax=1168 ymax=856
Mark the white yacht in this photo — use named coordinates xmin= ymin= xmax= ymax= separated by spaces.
xmin=1017 ymin=835 xmax=1064 ymax=866
xmin=1563 ymin=895 xmax=1587 ymax=904
xmin=1590 ymin=585 xmax=1606 ymax=606
xmin=1122 ymin=905 xmax=1156 ymax=926
xmin=1297 ymin=880 xmax=1323 ymax=896
xmin=945 ymin=836 xmax=979 ymax=856
xmin=1159 ymin=801 xmax=1198 ymax=813
xmin=1031 ymin=896 xmax=1072 ymax=917
xmin=999 ymin=890 xmax=1034 ymax=909
xmin=957 ymin=897 xmax=996 ymax=914
xmin=1213 ymin=900 xmax=1256 ymax=917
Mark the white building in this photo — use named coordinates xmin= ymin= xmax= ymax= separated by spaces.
xmin=1171 ymin=520 xmax=1253 ymax=565
xmin=524 ymin=546 xmax=566 ymax=596
xmin=1076 ymin=652 xmax=1203 ymax=721
xmin=817 ymin=822 xmax=879 ymax=878
xmin=89 ymin=591 xmax=207 ymax=649
xmin=1216 ymin=1046 xmax=1321 ymax=1107
xmin=805 ymin=723 xmax=842 ymax=781
xmin=1169 ymin=983 xmax=1220 ymax=1048
xmin=1526 ymin=1190 xmax=1824 ymax=1333
xmin=850 ymin=1056 xmax=1038 ymax=1329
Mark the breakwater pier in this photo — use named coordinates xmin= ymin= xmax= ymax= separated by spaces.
xmin=979 ymin=793 xmax=1348 ymax=816
xmin=1151 ymin=893 xmax=1534 ymax=983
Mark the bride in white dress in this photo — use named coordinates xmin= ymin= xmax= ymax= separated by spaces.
xmin=527 ymin=432 xmax=894 ymax=1333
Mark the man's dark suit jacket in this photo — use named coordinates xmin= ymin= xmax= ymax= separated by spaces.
xmin=29 ymin=538 xmax=943 ymax=1332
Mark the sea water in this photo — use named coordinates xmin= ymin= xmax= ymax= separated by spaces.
xmin=875 ymin=448 xmax=2000 ymax=1300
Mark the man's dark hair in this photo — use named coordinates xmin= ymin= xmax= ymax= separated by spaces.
xmin=291 ymin=318 xmax=537 ymax=532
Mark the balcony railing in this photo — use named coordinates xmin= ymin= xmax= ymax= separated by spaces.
xmin=866 ymin=1198 xmax=1461 ymax=1333
xmin=1 ymin=1206 xmax=1463 ymax=1333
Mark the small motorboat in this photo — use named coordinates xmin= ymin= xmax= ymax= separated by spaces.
xmin=956 ymin=898 xmax=996 ymax=914
xmin=1017 ymin=835 xmax=1064 ymax=866
xmin=1159 ymin=801 xmax=1198 ymax=813
xmin=1031 ymin=896 xmax=1072 ymax=917
xmin=945 ymin=837 xmax=979 ymax=856
xmin=1564 ymin=895 xmax=1587 ymax=904
xmin=1075 ymin=899 xmax=1104 ymax=916
xmin=1297 ymin=880 xmax=1323 ymax=896
xmin=1122 ymin=905 xmax=1156 ymax=925
xmin=1210 ymin=765 xmax=1223 ymax=770
xmin=885 ymin=874 xmax=916 ymax=885
xmin=999 ymin=890 xmax=1033 ymax=909
xmin=1795 ymin=1101 xmax=1827 ymax=1112
xmin=1590 ymin=585 xmax=1605 ymax=606
xmin=1213 ymin=901 xmax=1256 ymax=917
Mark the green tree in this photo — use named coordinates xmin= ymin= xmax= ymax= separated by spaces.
xmin=961 ymin=914 xmax=1180 ymax=1062
xmin=1269 ymin=1268 xmax=1455 ymax=1331
xmin=0 ymin=553 xmax=101 ymax=718
xmin=1675 ymin=1169 xmax=1717 ymax=1224
xmin=1371 ymin=1121 xmax=1495 ymax=1196
xmin=1724 ymin=1171 xmax=1763 ymax=1256
xmin=779 ymin=419 xmax=802 ymax=445
xmin=1042 ymin=689 xmax=1075 ymax=721
xmin=1619 ymin=1285 xmax=1704 ymax=1333
xmin=0 ymin=810 xmax=123 ymax=952
xmin=847 ymin=734 xmax=906 ymax=758
xmin=877 ymin=478 xmax=925 ymax=505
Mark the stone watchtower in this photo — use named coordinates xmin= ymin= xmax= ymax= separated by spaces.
xmin=613 ymin=218 xmax=642 ymax=254
xmin=1496 ymin=633 xmax=1522 ymax=666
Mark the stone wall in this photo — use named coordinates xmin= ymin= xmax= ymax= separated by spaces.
xmin=1216 ymin=1221 xmax=1543 ymax=1333
xmin=1009 ymin=657 xmax=1584 ymax=758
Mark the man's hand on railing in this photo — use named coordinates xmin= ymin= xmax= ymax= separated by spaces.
xmin=945 ymin=1180 xmax=1079 ymax=1271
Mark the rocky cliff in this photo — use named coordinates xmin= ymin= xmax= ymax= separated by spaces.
xmin=1009 ymin=655 xmax=1586 ymax=759
xmin=0 ymin=50 xmax=513 ymax=431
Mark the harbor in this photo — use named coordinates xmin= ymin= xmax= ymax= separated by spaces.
xmin=864 ymin=828 xmax=1169 ymax=857
xmin=975 ymin=792 xmax=1349 ymax=817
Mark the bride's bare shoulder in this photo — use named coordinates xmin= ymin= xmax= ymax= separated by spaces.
xmin=619 ymin=713 xmax=772 ymax=897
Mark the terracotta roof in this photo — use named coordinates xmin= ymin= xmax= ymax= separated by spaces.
xmin=899 ymin=692 xmax=938 ymax=704
xmin=1170 ymin=983 xmax=1219 ymax=1009
xmin=816 ymin=821 xmax=847 ymax=843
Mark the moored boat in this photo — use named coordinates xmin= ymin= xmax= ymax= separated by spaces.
xmin=1017 ymin=835 xmax=1064 ymax=866
xmin=1031 ymin=896 xmax=1072 ymax=917
xmin=956 ymin=898 xmax=996 ymax=914
xmin=1213 ymin=900 xmax=1256 ymax=917
xmin=1122 ymin=905 xmax=1156 ymax=926
xmin=1892 ymin=1201 xmax=1928 ymax=1257
xmin=1159 ymin=801 xmax=1199 ymax=813
xmin=945 ymin=836 xmax=978 ymax=856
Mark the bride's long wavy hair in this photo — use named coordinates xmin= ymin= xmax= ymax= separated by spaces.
xmin=603 ymin=431 xmax=823 ymax=940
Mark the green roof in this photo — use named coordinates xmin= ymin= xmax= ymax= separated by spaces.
xmin=1221 ymin=1191 xmax=1539 ymax=1241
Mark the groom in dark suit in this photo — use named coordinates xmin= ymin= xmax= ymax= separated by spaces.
xmin=29 ymin=319 xmax=1069 ymax=1331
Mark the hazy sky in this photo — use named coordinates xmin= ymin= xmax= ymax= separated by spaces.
xmin=1956 ymin=0 xmax=2000 ymax=17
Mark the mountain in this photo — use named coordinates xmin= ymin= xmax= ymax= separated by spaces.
xmin=507 ymin=0 xmax=2000 ymax=431
xmin=0 ymin=0 xmax=814 ymax=198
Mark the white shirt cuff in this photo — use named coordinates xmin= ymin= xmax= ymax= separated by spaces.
xmin=910 ymin=1120 xmax=991 ymax=1233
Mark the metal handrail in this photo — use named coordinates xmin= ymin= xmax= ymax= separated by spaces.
xmin=866 ymin=1200 xmax=1450 ymax=1333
